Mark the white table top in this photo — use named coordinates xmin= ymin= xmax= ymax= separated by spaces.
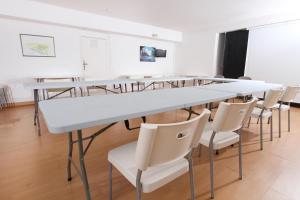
xmin=200 ymin=81 xmax=282 ymax=96
xmin=24 ymin=79 xmax=137 ymax=90
xmin=32 ymin=75 xmax=81 ymax=79
xmin=134 ymin=76 xmax=195 ymax=83
xmin=195 ymin=76 xmax=265 ymax=83
xmin=39 ymin=87 xmax=235 ymax=133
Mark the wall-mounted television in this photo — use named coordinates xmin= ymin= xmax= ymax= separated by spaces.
xmin=155 ymin=49 xmax=167 ymax=57
xmin=140 ymin=46 xmax=156 ymax=62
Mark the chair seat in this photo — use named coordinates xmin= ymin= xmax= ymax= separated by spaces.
xmin=256 ymin=101 xmax=290 ymax=112
xmin=108 ymin=141 xmax=189 ymax=193
xmin=199 ymin=123 xmax=240 ymax=150
xmin=251 ymin=107 xmax=272 ymax=119
xmin=256 ymin=100 xmax=264 ymax=108
xmin=273 ymin=103 xmax=290 ymax=111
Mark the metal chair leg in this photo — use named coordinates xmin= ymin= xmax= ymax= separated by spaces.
xmin=238 ymin=129 xmax=242 ymax=180
xmin=109 ymin=163 xmax=113 ymax=200
xmin=247 ymin=117 xmax=251 ymax=128
xmin=288 ymin=109 xmax=291 ymax=132
xmin=209 ymin=145 xmax=215 ymax=199
xmin=260 ymin=115 xmax=263 ymax=150
xmin=198 ymin=144 xmax=202 ymax=157
xmin=270 ymin=115 xmax=273 ymax=141
xmin=279 ymin=109 xmax=281 ymax=138
xmin=136 ymin=170 xmax=142 ymax=200
xmin=188 ymin=154 xmax=195 ymax=200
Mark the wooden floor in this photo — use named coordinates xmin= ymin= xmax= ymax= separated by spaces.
xmin=1 ymin=105 xmax=300 ymax=200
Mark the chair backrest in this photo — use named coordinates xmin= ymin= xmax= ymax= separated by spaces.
xmin=212 ymin=101 xmax=252 ymax=132
xmin=242 ymin=98 xmax=258 ymax=125
xmin=238 ymin=76 xmax=252 ymax=80
xmin=135 ymin=109 xmax=211 ymax=171
xmin=263 ymin=89 xmax=284 ymax=109
xmin=214 ymin=75 xmax=224 ymax=78
xmin=280 ymin=86 xmax=299 ymax=103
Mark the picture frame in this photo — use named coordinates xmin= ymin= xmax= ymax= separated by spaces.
xmin=20 ymin=34 xmax=56 ymax=57
xmin=140 ymin=46 xmax=156 ymax=62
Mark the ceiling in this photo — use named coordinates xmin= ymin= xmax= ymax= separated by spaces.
xmin=32 ymin=0 xmax=300 ymax=32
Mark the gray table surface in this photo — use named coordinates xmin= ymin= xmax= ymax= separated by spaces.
xmin=39 ymin=87 xmax=235 ymax=133
xmin=200 ymin=81 xmax=282 ymax=96
xmin=24 ymin=79 xmax=137 ymax=90
xmin=133 ymin=76 xmax=195 ymax=83
xmin=194 ymin=76 xmax=265 ymax=83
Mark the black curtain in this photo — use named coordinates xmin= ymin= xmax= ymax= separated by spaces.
xmin=223 ymin=30 xmax=249 ymax=78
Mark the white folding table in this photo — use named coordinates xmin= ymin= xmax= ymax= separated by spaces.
xmin=36 ymin=79 xmax=282 ymax=200
xmin=194 ymin=76 xmax=265 ymax=85
xmin=133 ymin=76 xmax=196 ymax=91
xmin=24 ymin=79 xmax=138 ymax=135
xmin=200 ymin=81 xmax=282 ymax=96
xmin=39 ymin=87 xmax=236 ymax=200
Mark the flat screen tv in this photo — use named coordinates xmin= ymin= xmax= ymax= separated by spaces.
xmin=140 ymin=46 xmax=156 ymax=62
xmin=155 ymin=49 xmax=167 ymax=57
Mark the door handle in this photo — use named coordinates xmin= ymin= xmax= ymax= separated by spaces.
xmin=83 ymin=60 xmax=88 ymax=71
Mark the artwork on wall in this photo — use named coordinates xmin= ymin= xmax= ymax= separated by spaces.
xmin=20 ymin=34 xmax=56 ymax=57
xmin=155 ymin=49 xmax=167 ymax=57
xmin=140 ymin=46 xmax=156 ymax=62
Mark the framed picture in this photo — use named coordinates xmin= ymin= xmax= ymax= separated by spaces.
xmin=20 ymin=34 xmax=56 ymax=57
xmin=140 ymin=46 xmax=155 ymax=62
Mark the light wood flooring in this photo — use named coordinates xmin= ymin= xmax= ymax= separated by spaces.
xmin=1 ymin=105 xmax=300 ymax=200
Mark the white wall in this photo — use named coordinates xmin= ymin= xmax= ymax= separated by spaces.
xmin=110 ymin=34 xmax=176 ymax=77
xmin=175 ymin=31 xmax=217 ymax=76
xmin=0 ymin=0 xmax=182 ymax=42
xmin=245 ymin=20 xmax=300 ymax=102
xmin=0 ymin=18 xmax=178 ymax=102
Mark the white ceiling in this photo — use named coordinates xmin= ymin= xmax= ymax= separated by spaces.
xmin=32 ymin=0 xmax=300 ymax=32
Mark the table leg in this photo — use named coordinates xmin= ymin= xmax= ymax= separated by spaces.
xmin=67 ymin=132 xmax=73 ymax=181
xmin=33 ymin=89 xmax=41 ymax=136
xmin=125 ymin=84 xmax=128 ymax=93
xmin=77 ymin=130 xmax=91 ymax=200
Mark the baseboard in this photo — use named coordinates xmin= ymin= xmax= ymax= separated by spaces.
xmin=14 ymin=101 xmax=34 ymax=107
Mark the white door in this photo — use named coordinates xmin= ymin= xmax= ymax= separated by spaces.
xmin=80 ymin=36 xmax=110 ymax=80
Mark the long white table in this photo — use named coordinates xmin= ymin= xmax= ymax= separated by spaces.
xmin=24 ymin=79 xmax=138 ymax=135
xmin=132 ymin=76 xmax=196 ymax=91
xmin=25 ymin=79 xmax=137 ymax=90
xmin=200 ymin=81 xmax=282 ymax=96
xmin=40 ymin=87 xmax=236 ymax=133
xmin=38 ymin=80 xmax=282 ymax=200
xmin=39 ymin=87 xmax=236 ymax=200
xmin=25 ymin=76 xmax=207 ymax=136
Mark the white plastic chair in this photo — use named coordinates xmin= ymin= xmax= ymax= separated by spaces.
xmin=199 ymin=98 xmax=256 ymax=198
xmin=276 ymin=86 xmax=299 ymax=135
xmin=257 ymin=86 xmax=299 ymax=137
xmin=248 ymin=89 xmax=283 ymax=150
xmin=108 ymin=109 xmax=211 ymax=200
